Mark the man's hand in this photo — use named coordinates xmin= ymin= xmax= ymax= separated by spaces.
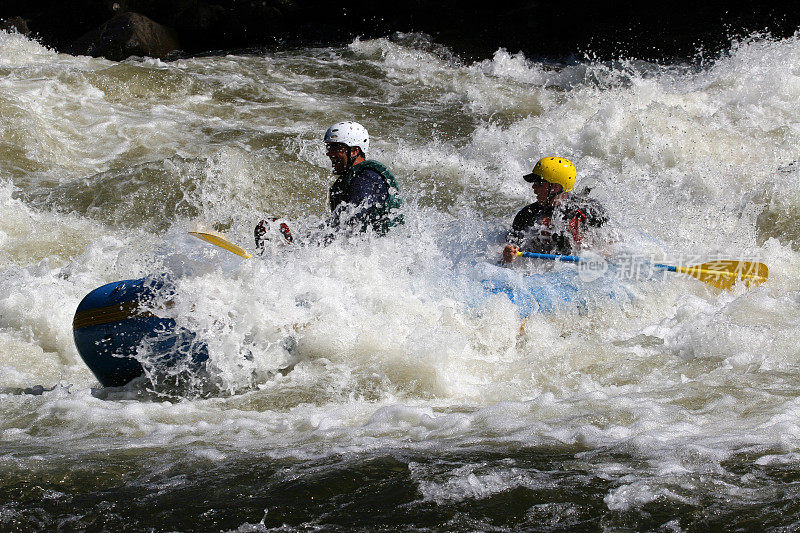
xmin=254 ymin=219 xmax=269 ymax=250
xmin=502 ymin=244 xmax=519 ymax=264
xmin=255 ymin=218 xmax=294 ymax=252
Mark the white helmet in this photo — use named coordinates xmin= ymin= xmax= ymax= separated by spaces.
xmin=324 ymin=121 xmax=369 ymax=155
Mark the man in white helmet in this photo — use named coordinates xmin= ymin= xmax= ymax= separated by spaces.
xmin=255 ymin=121 xmax=403 ymax=248
xmin=322 ymin=121 xmax=403 ymax=237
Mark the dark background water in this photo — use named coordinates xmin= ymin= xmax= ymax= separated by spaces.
xmin=2 ymin=0 xmax=799 ymax=62
xmin=4 ymin=445 xmax=800 ymax=531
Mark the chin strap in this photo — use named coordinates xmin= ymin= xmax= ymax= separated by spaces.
xmin=546 ymin=183 xmax=557 ymax=205
xmin=345 ymin=148 xmax=357 ymax=170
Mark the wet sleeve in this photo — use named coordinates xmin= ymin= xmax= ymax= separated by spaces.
xmin=506 ymin=206 xmax=536 ymax=246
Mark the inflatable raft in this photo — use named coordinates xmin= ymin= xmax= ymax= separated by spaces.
xmin=73 ymin=276 xmax=208 ymax=387
xmin=73 ymin=267 xmax=629 ymax=387
xmin=480 ymin=265 xmax=631 ymax=316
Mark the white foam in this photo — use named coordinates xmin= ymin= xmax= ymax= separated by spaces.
xmin=0 ymin=30 xmax=58 ymax=67
xmin=1 ymin=33 xmax=800 ymax=512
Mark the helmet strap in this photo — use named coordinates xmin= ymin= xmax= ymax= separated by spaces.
xmin=546 ymin=183 xmax=565 ymax=205
xmin=346 ymin=147 xmax=357 ymax=169
xmin=546 ymin=183 xmax=556 ymax=205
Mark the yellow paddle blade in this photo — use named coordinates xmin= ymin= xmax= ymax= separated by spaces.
xmin=676 ymin=260 xmax=768 ymax=290
xmin=189 ymin=231 xmax=252 ymax=259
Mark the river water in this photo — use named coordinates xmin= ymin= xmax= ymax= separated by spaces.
xmin=2 ymin=29 xmax=800 ymax=531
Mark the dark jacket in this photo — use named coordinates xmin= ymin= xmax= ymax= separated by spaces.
xmin=507 ymin=192 xmax=607 ymax=255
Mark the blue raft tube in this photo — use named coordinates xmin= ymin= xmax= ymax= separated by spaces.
xmin=72 ymin=275 xmax=208 ymax=387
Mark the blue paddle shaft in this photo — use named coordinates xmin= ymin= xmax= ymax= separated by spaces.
xmin=520 ymin=252 xmax=680 ymax=272
xmin=519 ymin=251 xmax=582 ymax=263
xmin=653 ymin=263 xmax=678 ymax=272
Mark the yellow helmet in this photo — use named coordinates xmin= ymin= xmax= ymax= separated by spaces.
xmin=523 ymin=157 xmax=576 ymax=192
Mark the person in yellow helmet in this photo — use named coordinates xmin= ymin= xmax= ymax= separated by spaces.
xmin=502 ymin=157 xmax=608 ymax=264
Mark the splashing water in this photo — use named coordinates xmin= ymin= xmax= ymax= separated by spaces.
xmin=2 ymin=29 xmax=800 ymax=530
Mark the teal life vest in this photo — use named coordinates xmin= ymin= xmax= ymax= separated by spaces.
xmin=328 ymin=159 xmax=404 ymax=235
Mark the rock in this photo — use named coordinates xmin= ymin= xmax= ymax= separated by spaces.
xmin=0 ymin=16 xmax=30 ymax=35
xmin=68 ymin=12 xmax=180 ymax=61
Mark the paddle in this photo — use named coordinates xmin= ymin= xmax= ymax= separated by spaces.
xmin=190 ymin=231 xmax=769 ymax=290
xmin=516 ymin=251 xmax=768 ymax=290
xmin=189 ymin=230 xmax=252 ymax=259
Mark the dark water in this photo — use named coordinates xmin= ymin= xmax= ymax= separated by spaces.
xmin=5 ymin=445 xmax=800 ymax=531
